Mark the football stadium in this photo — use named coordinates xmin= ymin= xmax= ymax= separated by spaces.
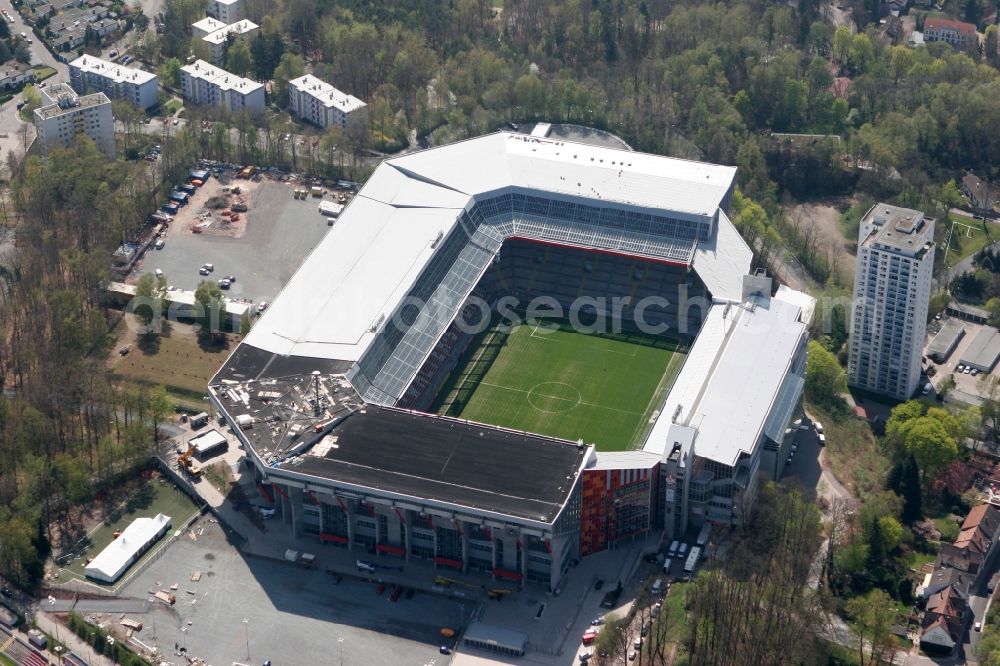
xmin=209 ymin=131 xmax=814 ymax=591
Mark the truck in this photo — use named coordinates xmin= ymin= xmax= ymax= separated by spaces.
xmin=683 ymin=546 xmax=702 ymax=577
xmin=696 ymin=522 xmax=712 ymax=548
xmin=310 ymin=186 xmax=324 ymax=197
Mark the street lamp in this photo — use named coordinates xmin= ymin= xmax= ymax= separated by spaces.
xmin=338 ymin=636 xmax=344 ymax=666
xmin=47 ymin=596 xmax=60 ymax=643
xmin=242 ymin=617 xmax=250 ymax=660
xmin=148 ymin=598 xmax=157 ymax=640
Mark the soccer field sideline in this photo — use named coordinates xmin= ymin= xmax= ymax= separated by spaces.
xmin=434 ymin=322 xmax=684 ymax=451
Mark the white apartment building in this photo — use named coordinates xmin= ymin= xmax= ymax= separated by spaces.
xmin=191 ymin=18 xmax=258 ymax=64
xmin=848 ymin=204 xmax=934 ymax=400
xmin=34 ymin=83 xmax=115 ymax=158
xmin=288 ymin=74 xmax=366 ymax=129
xmin=191 ymin=16 xmax=228 ymax=39
xmin=180 ymin=60 xmax=264 ymax=114
xmin=206 ymin=0 xmax=242 ymax=24
xmin=69 ymin=55 xmax=159 ymax=109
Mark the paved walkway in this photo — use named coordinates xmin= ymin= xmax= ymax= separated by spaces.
xmin=35 ymin=611 xmax=117 ymax=666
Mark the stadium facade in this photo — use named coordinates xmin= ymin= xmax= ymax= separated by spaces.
xmin=209 ymin=132 xmax=814 ymax=591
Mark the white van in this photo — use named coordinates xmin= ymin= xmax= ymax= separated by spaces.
xmin=667 ymin=540 xmax=679 ymax=558
xmin=677 ymin=543 xmax=689 ymax=559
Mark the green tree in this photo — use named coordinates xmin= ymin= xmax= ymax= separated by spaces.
xmin=272 ymin=53 xmax=305 ymax=108
xmin=832 ymin=25 xmax=852 ymax=64
xmin=845 ymin=589 xmax=898 ymax=666
xmin=898 ymin=453 xmax=923 ymax=522
xmin=900 ymin=416 xmax=960 ymax=480
xmin=158 ymin=57 xmax=183 ymax=88
xmin=226 ymin=38 xmax=253 ymax=77
xmin=806 ymin=340 xmax=847 ymax=406
xmin=593 ymin=613 xmax=630 ymax=662
xmin=194 ymin=280 xmax=226 ymax=340
xmin=14 ymin=40 xmax=30 ymax=64
xmin=133 ymin=272 xmax=165 ymax=330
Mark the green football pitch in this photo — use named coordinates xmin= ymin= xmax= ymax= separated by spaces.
xmin=433 ymin=322 xmax=684 ymax=451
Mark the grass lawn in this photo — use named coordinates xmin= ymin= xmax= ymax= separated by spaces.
xmin=164 ymin=99 xmax=182 ymax=116
xmin=808 ymin=399 xmax=888 ymax=500
xmin=433 ymin=321 xmax=683 ymax=451
xmin=945 ymin=215 xmax=993 ymax=267
xmin=59 ymin=477 xmax=199 ymax=583
xmin=902 ymin=547 xmax=938 ymax=573
xmin=0 ymin=653 xmax=17 ymax=666
xmin=660 ymin=581 xmax=690 ymax=644
xmin=934 ymin=515 xmax=961 ymax=543
xmin=32 ymin=65 xmax=56 ymax=81
xmin=109 ymin=316 xmax=237 ymax=397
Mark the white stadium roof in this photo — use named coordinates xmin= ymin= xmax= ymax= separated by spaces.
xmin=241 ymin=132 xmax=748 ymax=369
xmin=643 ymin=290 xmax=812 ymax=466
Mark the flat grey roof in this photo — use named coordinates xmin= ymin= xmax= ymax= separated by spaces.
xmin=860 ymin=203 xmax=933 ymax=254
xmin=961 ymin=327 xmax=1000 ymax=370
xmin=287 ymin=406 xmax=588 ymax=524
xmin=463 ymin=621 xmax=528 ymax=651
xmin=928 ymin=319 xmax=965 ymax=358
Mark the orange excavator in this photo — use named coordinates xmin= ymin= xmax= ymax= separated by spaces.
xmin=177 ymin=444 xmax=203 ymax=478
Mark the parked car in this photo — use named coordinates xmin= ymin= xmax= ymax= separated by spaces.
xmin=439 ymin=646 xmax=452 ymax=655
xmin=202 ymin=263 xmax=214 ymax=272
xmin=154 ymin=239 xmax=165 ymax=249
xmin=594 ymin=579 xmax=604 ymax=590
xmin=976 ymin=621 xmax=983 ymax=632
xmin=154 ymin=268 xmax=163 ymax=278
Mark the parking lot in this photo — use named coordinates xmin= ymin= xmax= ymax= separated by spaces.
xmin=132 ymin=174 xmax=334 ymax=307
xmin=926 ymin=317 xmax=1000 ymax=403
xmin=117 ymin=515 xmax=464 ymax=666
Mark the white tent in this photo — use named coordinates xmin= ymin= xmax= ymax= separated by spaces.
xmin=84 ymin=513 xmax=172 ymax=583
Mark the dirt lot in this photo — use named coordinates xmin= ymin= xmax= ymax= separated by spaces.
xmin=787 ymin=198 xmax=857 ymax=288
xmin=108 ymin=313 xmax=237 ymax=397
xmin=172 ymin=177 xmax=262 ymax=239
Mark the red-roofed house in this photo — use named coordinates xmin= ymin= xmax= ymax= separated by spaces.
xmin=920 ymin=584 xmax=969 ymax=655
xmin=923 ymin=17 xmax=978 ymax=49
xmin=938 ymin=504 xmax=1000 ymax=575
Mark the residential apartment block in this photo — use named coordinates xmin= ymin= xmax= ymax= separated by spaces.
xmin=923 ymin=17 xmax=978 ymax=49
xmin=69 ymin=55 xmax=159 ymax=109
xmin=33 ymin=83 xmax=115 ymax=158
xmin=848 ymin=204 xmax=934 ymax=400
xmin=180 ymin=60 xmax=264 ymax=114
xmin=206 ymin=0 xmax=242 ymax=24
xmin=191 ymin=18 xmax=258 ymax=64
xmin=288 ymin=74 xmax=366 ymax=129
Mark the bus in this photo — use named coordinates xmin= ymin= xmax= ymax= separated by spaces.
xmin=696 ymin=522 xmax=712 ymax=548
xmin=683 ymin=546 xmax=702 ymax=576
